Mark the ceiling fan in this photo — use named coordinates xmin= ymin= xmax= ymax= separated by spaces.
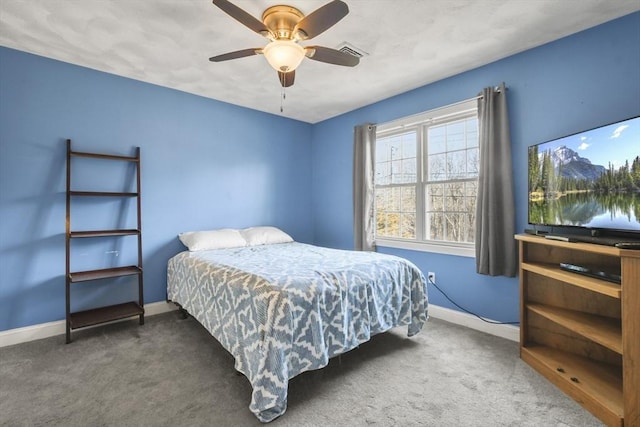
xmin=209 ymin=0 xmax=360 ymax=88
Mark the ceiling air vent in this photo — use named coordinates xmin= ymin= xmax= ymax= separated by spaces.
xmin=337 ymin=42 xmax=368 ymax=58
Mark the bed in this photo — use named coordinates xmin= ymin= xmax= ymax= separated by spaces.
xmin=167 ymin=228 xmax=428 ymax=423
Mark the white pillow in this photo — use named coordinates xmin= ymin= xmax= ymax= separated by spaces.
xmin=178 ymin=228 xmax=246 ymax=251
xmin=240 ymin=226 xmax=293 ymax=246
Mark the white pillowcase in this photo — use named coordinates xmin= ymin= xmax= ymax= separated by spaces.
xmin=240 ymin=226 xmax=293 ymax=246
xmin=178 ymin=228 xmax=246 ymax=251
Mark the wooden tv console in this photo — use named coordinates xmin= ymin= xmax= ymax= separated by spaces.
xmin=515 ymin=234 xmax=639 ymax=427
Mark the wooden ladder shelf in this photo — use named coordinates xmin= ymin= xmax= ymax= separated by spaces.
xmin=65 ymin=139 xmax=144 ymax=343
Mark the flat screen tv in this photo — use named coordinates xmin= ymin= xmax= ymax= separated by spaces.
xmin=528 ymin=116 xmax=640 ymax=237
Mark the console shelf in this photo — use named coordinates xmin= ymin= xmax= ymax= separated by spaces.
xmin=516 ymin=234 xmax=639 ymax=427
xmin=521 ymin=345 xmax=623 ymax=426
xmin=527 ymin=303 xmax=622 ymax=354
xmin=521 ymin=262 xmax=621 ymax=298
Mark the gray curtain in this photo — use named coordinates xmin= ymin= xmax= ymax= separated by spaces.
xmin=475 ymin=83 xmax=516 ymax=276
xmin=353 ymin=123 xmax=377 ymax=251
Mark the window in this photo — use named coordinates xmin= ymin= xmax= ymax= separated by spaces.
xmin=374 ymin=100 xmax=478 ymax=256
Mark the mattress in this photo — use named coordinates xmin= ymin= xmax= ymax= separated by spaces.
xmin=167 ymin=242 xmax=428 ymax=422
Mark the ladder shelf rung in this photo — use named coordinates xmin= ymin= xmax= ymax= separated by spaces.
xmin=68 ymin=266 xmax=142 ymax=282
xmin=69 ymin=302 xmax=144 ymax=329
xmin=70 ymin=150 xmax=139 ymax=162
xmin=69 ymin=191 xmax=138 ymax=197
xmin=70 ymin=229 xmax=140 ymax=238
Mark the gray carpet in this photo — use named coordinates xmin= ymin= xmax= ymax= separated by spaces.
xmin=0 ymin=313 xmax=603 ymax=426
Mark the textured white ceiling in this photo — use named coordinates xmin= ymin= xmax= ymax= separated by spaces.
xmin=1 ymin=1 xmax=639 ymax=123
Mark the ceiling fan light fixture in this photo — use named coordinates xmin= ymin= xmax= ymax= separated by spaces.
xmin=263 ymin=40 xmax=305 ymax=72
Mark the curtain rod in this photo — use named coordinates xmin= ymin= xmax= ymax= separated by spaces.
xmin=376 ymin=85 xmax=507 ymax=130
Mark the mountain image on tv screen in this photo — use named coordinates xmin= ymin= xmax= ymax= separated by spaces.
xmin=528 ymin=116 xmax=640 ymax=232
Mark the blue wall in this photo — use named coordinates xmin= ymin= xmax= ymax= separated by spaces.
xmin=0 ymin=47 xmax=313 ymax=331
xmin=310 ymin=12 xmax=640 ymax=323
xmin=1 ymin=12 xmax=639 ymax=332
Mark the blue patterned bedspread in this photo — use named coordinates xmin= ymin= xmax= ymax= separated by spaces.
xmin=167 ymin=242 xmax=428 ymax=422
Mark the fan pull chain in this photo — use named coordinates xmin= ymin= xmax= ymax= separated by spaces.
xmin=280 ymin=85 xmax=286 ymax=113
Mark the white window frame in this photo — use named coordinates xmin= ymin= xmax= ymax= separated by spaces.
xmin=374 ymin=99 xmax=478 ymax=257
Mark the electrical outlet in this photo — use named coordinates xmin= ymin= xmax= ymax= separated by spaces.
xmin=428 ymin=272 xmax=435 ymax=284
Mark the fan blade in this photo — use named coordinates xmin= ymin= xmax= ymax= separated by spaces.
xmin=293 ymin=0 xmax=348 ymax=40
xmin=209 ymin=48 xmax=261 ymax=62
xmin=278 ymin=70 xmax=295 ymax=87
xmin=212 ymin=0 xmax=273 ymax=38
xmin=305 ymin=46 xmax=359 ymax=67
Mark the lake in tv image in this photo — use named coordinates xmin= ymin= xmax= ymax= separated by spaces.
xmin=528 ymin=116 xmax=640 ymax=231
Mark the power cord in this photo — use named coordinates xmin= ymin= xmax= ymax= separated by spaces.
xmin=427 ymin=276 xmax=520 ymax=325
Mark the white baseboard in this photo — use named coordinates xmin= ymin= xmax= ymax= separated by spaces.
xmin=1 ymin=301 xmax=518 ymax=348
xmin=0 ymin=301 xmax=178 ymax=348
xmin=428 ymin=304 xmax=520 ymax=342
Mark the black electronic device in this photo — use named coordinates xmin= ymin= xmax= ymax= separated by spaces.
xmin=615 ymin=241 xmax=640 ymax=249
xmin=527 ymin=115 xmax=640 ymax=241
xmin=543 ymin=233 xmax=640 ymax=247
xmin=559 ymin=262 xmax=621 ymax=284
xmin=524 ymin=228 xmax=548 ymax=236
xmin=544 ymin=235 xmax=576 ymax=242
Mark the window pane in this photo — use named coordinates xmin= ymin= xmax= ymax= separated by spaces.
xmin=375 ymin=161 xmax=390 ymax=185
xmin=376 ymin=187 xmax=398 ymax=212
xmin=401 ymin=213 xmax=416 ymax=239
xmin=465 ymin=212 xmax=475 ymax=242
xmin=446 ymin=121 xmax=466 ymax=151
xmin=425 ymin=180 xmax=476 ymax=243
xmin=401 ymin=159 xmax=417 ymax=183
xmin=390 ymin=187 xmax=401 ymax=211
xmin=391 ymin=159 xmax=403 ymax=184
xmin=377 ymin=212 xmax=395 ymax=238
xmin=402 ymin=138 xmax=416 ymax=158
xmin=466 ymin=117 xmax=478 ymax=147
xmin=467 ymin=147 xmax=479 ymax=177
xmin=376 ymin=141 xmax=390 ymax=162
xmin=428 ymin=126 xmax=446 ymax=154
xmin=376 ymin=185 xmax=415 ymax=239
xmin=446 ymin=150 xmax=467 ymax=179
xmin=428 ymin=153 xmax=446 ymax=181
xmin=376 ymin=211 xmax=382 ymax=230
xmin=445 ymin=182 xmax=464 ymax=211
xmin=426 ymin=116 xmax=479 ymax=182
xmin=427 ymin=212 xmax=444 ymax=241
xmin=376 ymin=132 xmax=416 ymax=185
xmin=426 ymin=184 xmax=444 ymax=211
xmin=401 ymin=186 xmax=416 ymax=213
xmin=376 ymin=212 xmax=387 ymax=236
xmin=444 ymin=213 xmax=464 ymax=242
xmin=465 ymin=181 xmax=477 ymax=212
xmin=375 ymin=189 xmax=384 ymax=214
xmin=385 ymin=213 xmax=400 ymax=237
